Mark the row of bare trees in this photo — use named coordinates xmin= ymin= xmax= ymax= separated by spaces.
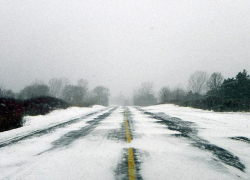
xmin=131 ymin=71 xmax=224 ymax=106
xmin=158 ymin=71 xmax=225 ymax=103
xmin=132 ymin=69 xmax=250 ymax=111
xmin=0 ymin=78 xmax=110 ymax=106
xmin=0 ymin=84 xmax=16 ymax=98
xmin=132 ymin=71 xmax=224 ymax=106
xmin=158 ymin=86 xmax=185 ymax=103
xmin=159 ymin=69 xmax=250 ymax=111
xmin=188 ymin=71 xmax=224 ymax=95
xmin=133 ymin=82 xmax=157 ymax=106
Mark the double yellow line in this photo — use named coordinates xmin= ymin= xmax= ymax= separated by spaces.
xmin=124 ymin=110 xmax=136 ymax=180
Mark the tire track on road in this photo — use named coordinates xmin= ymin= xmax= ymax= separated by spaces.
xmin=136 ymin=107 xmax=246 ymax=173
xmin=38 ymin=107 xmax=117 ymax=154
xmin=0 ymin=108 xmax=108 ymax=149
xmin=230 ymin=137 xmax=250 ymax=145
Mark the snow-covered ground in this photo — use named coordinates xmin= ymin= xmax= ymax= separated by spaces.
xmin=0 ymin=107 xmax=124 ymax=180
xmin=0 ymin=104 xmax=249 ymax=180
xmin=0 ymin=105 xmax=105 ymax=145
xmin=144 ymin=104 xmax=250 ymax=140
xmin=141 ymin=104 xmax=250 ymax=179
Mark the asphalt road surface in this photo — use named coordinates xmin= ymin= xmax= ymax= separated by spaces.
xmin=0 ymin=107 xmax=249 ymax=180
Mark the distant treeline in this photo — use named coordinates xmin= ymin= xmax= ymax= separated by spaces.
xmin=132 ymin=70 xmax=250 ymax=112
xmin=0 ymin=78 xmax=110 ymax=107
xmin=133 ymin=82 xmax=157 ymax=106
xmin=0 ymin=78 xmax=110 ymax=132
xmin=159 ymin=70 xmax=250 ymax=112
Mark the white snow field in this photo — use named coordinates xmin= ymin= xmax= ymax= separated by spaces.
xmin=0 ymin=105 xmax=105 ymax=143
xmin=141 ymin=104 xmax=250 ymax=179
xmin=0 ymin=105 xmax=249 ymax=180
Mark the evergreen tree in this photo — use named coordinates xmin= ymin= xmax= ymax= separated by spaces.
xmin=220 ymin=70 xmax=250 ymax=100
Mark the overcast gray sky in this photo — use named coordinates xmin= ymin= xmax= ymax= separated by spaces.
xmin=1 ymin=0 xmax=250 ymax=97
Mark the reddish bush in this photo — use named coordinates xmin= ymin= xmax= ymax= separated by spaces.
xmin=0 ymin=98 xmax=24 ymax=132
xmin=0 ymin=97 xmax=69 ymax=132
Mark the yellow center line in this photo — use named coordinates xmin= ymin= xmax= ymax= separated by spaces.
xmin=128 ymin=148 xmax=136 ymax=180
xmin=124 ymin=110 xmax=136 ymax=180
xmin=125 ymin=119 xmax=131 ymax=143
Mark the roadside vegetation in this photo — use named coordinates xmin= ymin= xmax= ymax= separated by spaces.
xmin=0 ymin=97 xmax=69 ymax=132
xmin=132 ymin=69 xmax=250 ymax=112
xmin=159 ymin=70 xmax=250 ymax=112
xmin=1 ymin=70 xmax=249 ymax=132
xmin=133 ymin=82 xmax=157 ymax=106
xmin=0 ymin=78 xmax=110 ymax=132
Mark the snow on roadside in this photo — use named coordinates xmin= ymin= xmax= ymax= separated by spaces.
xmin=143 ymin=104 xmax=250 ymax=139
xmin=0 ymin=105 xmax=106 ymax=143
xmin=23 ymin=106 xmax=105 ymax=127
xmin=1 ymin=107 xmax=124 ymax=180
xmin=143 ymin=104 xmax=250 ymax=177
xmin=129 ymin=107 xmax=243 ymax=180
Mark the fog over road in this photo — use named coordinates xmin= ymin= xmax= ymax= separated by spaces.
xmin=0 ymin=106 xmax=250 ymax=180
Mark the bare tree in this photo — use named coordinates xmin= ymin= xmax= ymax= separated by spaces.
xmin=138 ymin=82 xmax=154 ymax=96
xmin=159 ymin=87 xmax=172 ymax=103
xmin=0 ymin=84 xmax=4 ymax=98
xmin=77 ymin=79 xmax=88 ymax=89
xmin=2 ymin=90 xmax=16 ymax=98
xmin=32 ymin=79 xmax=45 ymax=85
xmin=62 ymin=85 xmax=86 ymax=106
xmin=207 ymin=72 xmax=224 ymax=91
xmin=92 ymin=86 xmax=110 ymax=106
xmin=188 ymin=71 xmax=209 ymax=94
xmin=133 ymin=82 xmax=157 ymax=106
xmin=172 ymin=86 xmax=186 ymax=101
xmin=83 ymin=91 xmax=98 ymax=107
xmin=19 ymin=84 xmax=50 ymax=99
xmin=0 ymin=84 xmax=16 ymax=98
xmin=49 ymin=77 xmax=70 ymax=98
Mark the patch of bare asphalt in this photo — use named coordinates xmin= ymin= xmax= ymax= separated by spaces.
xmin=107 ymin=110 xmax=127 ymax=142
xmin=125 ymin=107 xmax=135 ymax=140
xmin=114 ymin=108 xmax=142 ymax=179
xmin=115 ymin=148 xmax=143 ymax=180
xmin=108 ymin=107 xmax=135 ymax=142
xmin=37 ymin=107 xmax=117 ymax=154
xmin=136 ymin=108 xmax=246 ymax=172
xmin=230 ymin=137 xmax=250 ymax=144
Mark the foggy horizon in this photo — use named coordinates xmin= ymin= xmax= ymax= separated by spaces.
xmin=1 ymin=0 xmax=250 ymax=98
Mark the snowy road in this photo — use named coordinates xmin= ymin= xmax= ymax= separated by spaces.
xmin=0 ymin=105 xmax=250 ymax=180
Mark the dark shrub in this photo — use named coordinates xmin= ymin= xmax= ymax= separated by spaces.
xmin=22 ymin=96 xmax=69 ymax=116
xmin=0 ymin=96 xmax=69 ymax=132
xmin=0 ymin=98 xmax=24 ymax=132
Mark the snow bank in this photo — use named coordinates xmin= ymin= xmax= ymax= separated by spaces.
xmin=92 ymin=105 xmax=106 ymax=109
xmin=0 ymin=107 xmax=124 ymax=180
xmin=144 ymin=104 xmax=250 ymax=139
xmin=0 ymin=106 xmax=105 ymax=143
xmin=143 ymin=104 xmax=250 ymax=177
